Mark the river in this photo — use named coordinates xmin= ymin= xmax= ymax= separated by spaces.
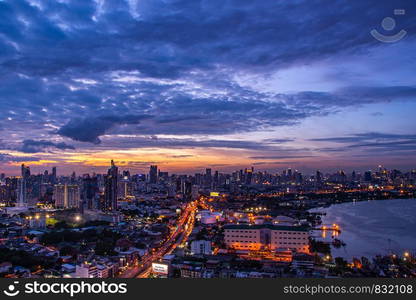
xmin=309 ymin=198 xmax=416 ymax=260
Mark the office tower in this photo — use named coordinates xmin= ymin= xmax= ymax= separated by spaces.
xmin=316 ymin=170 xmax=322 ymax=184
xmin=287 ymin=168 xmax=293 ymax=180
xmin=51 ymin=167 xmax=57 ymax=184
xmin=295 ymin=170 xmax=303 ymax=184
xmin=122 ymin=170 xmax=130 ymax=179
xmin=53 ymin=184 xmax=66 ymax=208
xmin=82 ymin=174 xmax=98 ymax=210
xmin=195 ymin=173 xmax=202 ymax=185
xmin=245 ymin=167 xmax=253 ymax=185
xmin=17 ymin=178 xmax=27 ymax=207
xmin=213 ymin=171 xmax=219 ymax=188
xmin=54 ymin=184 xmax=80 ymax=209
xmin=17 ymin=164 xmax=30 ymax=207
xmin=66 ymin=185 xmax=80 ymax=208
xmin=351 ymin=170 xmax=357 ymax=182
xmin=104 ymin=160 xmax=118 ymax=211
xmin=205 ymin=168 xmax=212 ymax=187
xmin=181 ymin=179 xmax=192 ymax=198
xmin=158 ymin=171 xmax=169 ymax=183
xmin=118 ymin=179 xmax=132 ymax=199
xmin=149 ymin=165 xmax=158 ymax=184
xmin=364 ymin=171 xmax=372 ymax=182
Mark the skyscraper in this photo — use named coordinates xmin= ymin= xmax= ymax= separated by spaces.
xmin=66 ymin=185 xmax=80 ymax=208
xmin=104 ymin=160 xmax=118 ymax=211
xmin=149 ymin=165 xmax=158 ymax=184
xmin=17 ymin=164 xmax=30 ymax=207
xmin=205 ymin=168 xmax=212 ymax=187
xmin=53 ymin=184 xmax=80 ymax=209
xmin=82 ymin=174 xmax=98 ymax=210
xmin=51 ymin=166 xmax=57 ymax=184
xmin=53 ymin=184 xmax=66 ymax=208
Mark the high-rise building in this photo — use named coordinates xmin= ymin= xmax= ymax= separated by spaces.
xmin=149 ymin=165 xmax=158 ymax=184
xmin=54 ymin=184 xmax=80 ymax=209
xmin=67 ymin=185 xmax=80 ymax=208
xmin=245 ymin=168 xmax=253 ymax=185
xmin=16 ymin=164 xmax=30 ymax=207
xmin=104 ymin=160 xmax=118 ymax=211
xmin=118 ymin=179 xmax=132 ymax=199
xmin=364 ymin=171 xmax=372 ymax=182
xmin=51 ymin=167 xmax=57 ymax=184
xmin=54 ymin=184 xmax=66 ymax=208
xmin=205 ymin=168 xmax=212 ymax=187
xmin=82 ymin=174 xmax=98 ymax=210
xmin=316 ymin=170 xmax=322 ymax=185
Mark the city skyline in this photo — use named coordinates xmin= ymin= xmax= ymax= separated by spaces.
xmin=1 ymin=0 xmax=416 ymax=175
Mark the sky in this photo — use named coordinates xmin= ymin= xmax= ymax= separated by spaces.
xmin=0 ymin=0 xmax=416 ymax=175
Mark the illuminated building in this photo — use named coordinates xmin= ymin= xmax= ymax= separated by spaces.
xmin=205 ymin=168 xmax=212 ymax=187
xmin=75 ymin=262 xmax=99 ymax=278
xmin=104 ymin=160 xmax=118 ymax=211
xmin=16 ymin=164 xmax=30 ymax=207
xmin=190 ymin=240 xmax=212 ymax=255
xmin=149 ymin=165 xmax=158 ymax=184
xmin=53 ymin=184 xmax=80 ymax=209
xmin=224 ymin=224 xmax=309 ymax=253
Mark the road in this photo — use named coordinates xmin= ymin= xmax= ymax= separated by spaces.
xmin=118 ymin=200 xmax=197 ymax=278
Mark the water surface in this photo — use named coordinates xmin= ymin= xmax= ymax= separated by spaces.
xmin=309 ymin=198 xmax=416 ymax=259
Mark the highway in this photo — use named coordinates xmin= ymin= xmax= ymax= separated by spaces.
xmin=118 ymin=200 xmax=197 ymax=278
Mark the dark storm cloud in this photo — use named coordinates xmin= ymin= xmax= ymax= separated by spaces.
xmin=0 ymin=0 xmax=415 ymax=151
xmin=18 ymin=139 xmax=75 ymax=153
xmin=2 ymin=0 xmax=414 ymax=76
xmin=57 ymin=114 xmax=153 ymax=143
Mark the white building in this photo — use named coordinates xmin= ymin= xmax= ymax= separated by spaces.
xmin=224 ymin=224 xmax=309 ymax=253
xmin=190 ymin=240 xmax=212 ymax=255
xmin=196 ymin=211 xmax=222 ymax=224
xmin=75 ymin=262 xmax=98 ymax=278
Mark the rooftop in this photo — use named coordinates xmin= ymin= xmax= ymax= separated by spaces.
xmin=223 ymin=224 xmax=309 ymax=232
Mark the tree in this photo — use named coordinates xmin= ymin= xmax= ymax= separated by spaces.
xmin=55 ymin=221 xmax=69 ymax=229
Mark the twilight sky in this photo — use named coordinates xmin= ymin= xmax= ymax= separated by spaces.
xmin=0 ymin=0 xmax=416 ymax=175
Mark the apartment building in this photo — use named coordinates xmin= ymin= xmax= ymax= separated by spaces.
xmin=224 ymin=224 xmax=309 ymax=253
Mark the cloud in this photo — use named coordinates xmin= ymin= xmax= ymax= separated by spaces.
xmin=263 ymin=138 xmax=295 ymax=143
xmin=249 ymin=155 xmax=315 ymax=160
xmin=169 ymin=155 xmax=194 ymax=158
xmin=57 ymin=114 xmax=153 ymax=143
xmin=310 ymin=132 xmax=416 ymax=154
xmin=18 ymin=139 xmax=75 ymax=153
xmin=370 ymin=112 xmax=383 ymax=117
xmin=0 ymin=0 xmax=415 ymax=169
xmin=309 ymin=132 xmax=416 ymax=143
xmin=98 ymin=135 xmax=277 ymax=151
xmin=0 ymin=153 xmax=40 ymax=162
xmin=252 ymin=161 xmax=300 ymax=166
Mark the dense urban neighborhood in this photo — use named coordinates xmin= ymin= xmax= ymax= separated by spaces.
xmin=0 ymin=161 xmax=415 ymax=278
